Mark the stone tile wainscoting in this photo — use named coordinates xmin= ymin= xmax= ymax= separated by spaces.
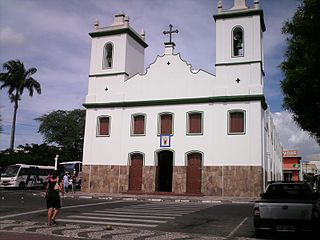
xmin=81 ymin=165 xmax=262 ymax=197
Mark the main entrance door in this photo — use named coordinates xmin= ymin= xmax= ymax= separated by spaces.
xmin=156 ymin=150 xmax=173 ymax=192
xmin=186 ymin=153 xmax=202 ymax=194
xmin=128 ymin=153 xmax=143 ymax=191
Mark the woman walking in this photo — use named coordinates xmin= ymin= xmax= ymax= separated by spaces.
xmin=45 ymin=170 xmax=64 ymax=226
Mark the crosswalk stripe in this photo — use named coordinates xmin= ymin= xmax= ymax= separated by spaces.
xmin=140 ymin=203 xmax=212 ymax=207
xmin=94 ymin=210 xmax=183 ymax=217
xmin=68 ymin=215 xmax=167 ymax=224
xmin=130 ymin=206 xmax=205 ymax=211
xmin=126 ymin=206 xmax=205 ymax=211
xmin=58 ymin=219 xmax=158 ymax=228
xmin=131 ymin=203 xmax=209 ymax=207
xmin=81 ymin=212 xmax=175 ymax=219
xmin=110 ymin=209 xmax=195 ymax=214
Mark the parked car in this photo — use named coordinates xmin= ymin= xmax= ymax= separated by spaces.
xmin=253 ymin=181 xmax=320 ymax=236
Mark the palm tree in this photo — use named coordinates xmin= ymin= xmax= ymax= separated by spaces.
xmin=0 ymin=112 xmax=2 ymax=133
xmin=0 ymin=60 xmax=41 ymax=150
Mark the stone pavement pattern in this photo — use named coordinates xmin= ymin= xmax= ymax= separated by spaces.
xmin=1 ymin=192 xmax=260 ymax=239
xmin=0 ymin=219 xmax=239 ymax=239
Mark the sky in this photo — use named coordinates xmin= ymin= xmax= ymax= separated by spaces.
xmin=0 ymin=0 xmax=319 ymax=161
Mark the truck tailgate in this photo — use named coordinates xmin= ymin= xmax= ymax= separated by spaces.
xmin=259 ymin=202 xmax=312 ymax=220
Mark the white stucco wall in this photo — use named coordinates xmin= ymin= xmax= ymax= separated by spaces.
xmin=124 ymin=53 xmax=217 ymax=101
xmin=89 ymin=34 xmax=145 ymax=77
xmin=87 ymin=50 xmax=263 ymax=104
xmin=89 ymin=35 xmax=127 ymax=75
xmin=215 ymin=14 xmax=262 ymax=64
xmin=83 ymin=100 xmax=264 ymax=167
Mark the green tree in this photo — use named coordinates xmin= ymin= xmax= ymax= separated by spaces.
xmin=0 ymin=143 xmax=61 ymax=170
xmin=280 ymin=0 xmax=320 ymax=144
xmin=0 ymin=60 xmax=41 ymax=150
xmin=36 ymin=109 xmax=85 ymax=161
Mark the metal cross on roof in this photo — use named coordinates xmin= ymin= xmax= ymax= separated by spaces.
xmin=163 ymin=24 xmax=179 ymax=43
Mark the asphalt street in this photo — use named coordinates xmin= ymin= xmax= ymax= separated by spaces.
xmin=0 ymin=189 xmax=314 ymax=239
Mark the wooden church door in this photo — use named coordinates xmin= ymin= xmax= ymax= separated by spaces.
xmin=186 ymin=153 xmax=202 ymax=194
xmin=129 ymin=153 xmax=143 ymax=191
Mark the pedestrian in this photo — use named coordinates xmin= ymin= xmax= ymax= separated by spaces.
xmin=45 ymin=170 xmax=64 ymax=226
xmin=44 ymin=172 xmax=52 ymax=189
xmin=63 ymin=172 xmax=69 ymax=193
xmin=71 ymin=174 xmax=77 ymax=193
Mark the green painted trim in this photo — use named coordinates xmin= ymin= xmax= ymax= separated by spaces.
xmin=213 ymin=9 xmax=266 ymax=32
xmin=83 ymin=95 xmax=268 ymax=110
xmin=216 ymin=60 xmax=262 ymax=66
xmin=89 ymin=28 xmax=148 ymax=48
xmin=215 ymin=60 xmax=265 ymax=76
xmin=89 ymin=72 xmax=129 ymax=78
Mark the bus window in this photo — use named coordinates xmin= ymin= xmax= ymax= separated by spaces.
xmin=18 ymin=168 xmax=27 ymax=176
xmin=2 ymin=165 xmax=20 ymax=177
xmin=59 ymin=162 xmax=82 ymax=176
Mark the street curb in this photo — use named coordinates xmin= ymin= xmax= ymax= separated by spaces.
xmin=34 ymin=192 xmax=256 ymax=204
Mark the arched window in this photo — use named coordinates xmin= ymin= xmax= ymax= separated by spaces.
xmin=232 ymin=27 xmax=244 ymax=57
xmin=103 ymin=42 xmax=113 ymax=68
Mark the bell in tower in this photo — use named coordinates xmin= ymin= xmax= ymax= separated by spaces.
xmin=233 ymin=27 xmax=243 ymax=57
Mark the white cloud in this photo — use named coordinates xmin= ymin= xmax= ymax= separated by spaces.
xmin=272 ymin=111 xmax=320 ymax=161
xmin=0 ymin=26 xmax=25 ymax=46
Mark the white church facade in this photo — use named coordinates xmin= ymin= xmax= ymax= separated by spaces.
xmin=82 ymin=0 xmax=283 ymax=197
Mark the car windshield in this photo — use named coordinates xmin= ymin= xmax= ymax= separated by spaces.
xmin=265 ymin=183 xmax=312 ymax=199
xmin=1 ymin=165 xmax=20 ymax=177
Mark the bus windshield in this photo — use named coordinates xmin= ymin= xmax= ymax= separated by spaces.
xmin=2 ymin=165 xmax=20 ymax=177
xmin=59 ymin=162 xmax=82 ymax=176
xmin=62 ymin=164 xmax=77 ymax=173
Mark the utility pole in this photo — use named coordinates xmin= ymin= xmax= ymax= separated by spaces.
xmin=54 ymin=155 xmax=59 ymax=170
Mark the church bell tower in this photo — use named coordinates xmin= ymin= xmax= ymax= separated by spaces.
xmin=86 ymin=13 xmax=148 ymax=104
xmin=214 ymin=0 xmax=265 ymax=95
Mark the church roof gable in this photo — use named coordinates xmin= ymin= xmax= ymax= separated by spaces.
xmin=123 ymin=53 xmax=216 ymax=102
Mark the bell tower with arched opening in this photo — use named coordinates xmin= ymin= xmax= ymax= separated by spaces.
xmin=214 ymin=0 xmax=265 ymax=95
xmin=86 ymin=12 xmax=148 ymax=104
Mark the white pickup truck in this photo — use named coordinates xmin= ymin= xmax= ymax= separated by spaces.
xmin=253 ymin=181 xmax=320 ymax=235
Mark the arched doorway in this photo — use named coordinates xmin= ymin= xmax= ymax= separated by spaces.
xmin=186 ymin=152 xmax=202 ymax=194
xmin=128 ymin=153 xmax=143 ymax=191
xmin=156 ymin=150 xmax=173 ymax=192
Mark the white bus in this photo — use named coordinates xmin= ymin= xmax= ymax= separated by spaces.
xmin=59 ymin=161 xmax=82 ymax=187
xmin=0 ymin=164 xmax=55 ymax=189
